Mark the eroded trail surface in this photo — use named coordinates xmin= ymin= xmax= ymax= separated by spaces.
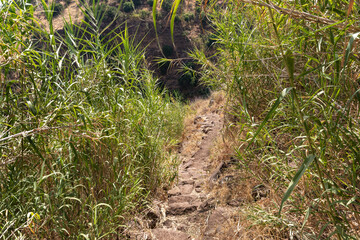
xmin=130 ymin=96 xmax=243 ymax=240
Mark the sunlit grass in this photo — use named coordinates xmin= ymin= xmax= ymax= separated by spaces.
xmin=187 ymin=0 xmax=360 ymax=238
xmin=0 ymin=0 xmax=184 ymax=238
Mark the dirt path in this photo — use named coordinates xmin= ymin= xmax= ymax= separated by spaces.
xmin=128 ymin=95 xmax=246 ymax=239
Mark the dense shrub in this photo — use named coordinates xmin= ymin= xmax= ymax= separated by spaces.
xmin=139 ymin=9 xmax=150 ymax=19
xmin=103 ymin=5 xmax=119 ymax=22
xmin=0 ymin=3 xmax=184 ymax=239
xmin=161 ymin=0 xmax=172 ymax=13
xmin=123 ymin=1 xmax=134 ymax=12
xmin=199 ymin=11 xmax=207 ymax=25
xmin=183 ymin=12 xmax=194 ymax=22
xmin=190 ymin=1 xmax=360 ymax=238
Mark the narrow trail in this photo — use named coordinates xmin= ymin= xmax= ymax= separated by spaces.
xmin=129 ymin=96 xmax=246 ymax=239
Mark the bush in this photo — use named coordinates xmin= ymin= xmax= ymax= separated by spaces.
xmin=162 ymin=44 xmax=173 ymax=58
xmin=0 ymin=4 xmax=185 ymax=238
xmin=200 ymin=11 xmax=207 ymax=25
xmin=53 ymin=3 xmax=64 ymax=17
xmin=195 ymin=6 xmax=201 ymax=14
xmin=103 ymin=6 xmax=119 ymax=22
xmin=183 ymin=12 xmax=194 ymax=22
xmin=123 ymin=1 xmax=134 ymax=12
xmin=161 ymin=0 xmax=172 ymax=13
xmin=139 ymin=9 xmax=150 ymax=19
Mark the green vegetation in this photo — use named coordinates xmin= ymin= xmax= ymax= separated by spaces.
xmin=139 ymin=9 xmax=150 ymax=19
xmin=53 ymin=2 xmax=64 ymax=17
xmin=3 ymin=0 xmax=360 ymax=237
xmin=0 ymin=0 xmax=184 ymax=238
xmin=123 ymin=1 xmax=134 ymax=13
xmin=183 ymin=12 xmax=194 ymax=22
xmin=186 ymin=0 xmax=360 ymax=238
xmin=161 ymin=0 xmax=172 ymax=13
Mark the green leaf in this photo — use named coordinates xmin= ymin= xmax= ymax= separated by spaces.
xmin=279 ymin=154 xmax=316 ymax=215
xmin=246 ymin=87 xmax=292 ymax=150
xmin=170 ymin=0 xmax=181 ymax=43
xmin=343 ymin=32 xmax=360 ymax=68
xmin=285 ymin=49 xmax=295 ymax=80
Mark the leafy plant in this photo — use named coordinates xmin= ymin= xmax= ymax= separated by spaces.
xmin=0 ymin=0 xmax=184 ymax=238
xmin=185 ymin=0 xmax=360 ymax=238
xmin=123 ymin=1 xmax=134 ymax=12
xmin=183 ymin=12 xmax=194 ymax=22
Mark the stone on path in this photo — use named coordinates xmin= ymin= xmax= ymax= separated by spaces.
xmin=151 ymin=229 xmax=191 ymax=240
xmin=167 ymin=202 xmax=197 ymax=215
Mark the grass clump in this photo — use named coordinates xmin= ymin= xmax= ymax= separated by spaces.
xmin=123 ymin=1 xmax=134 ymax=13
xmin=0 ymin=1 xmax=184 ymax=238
xmin=183 ymin=12 xmax=194 ymax=22
xmin=161 ymin=0 xmax=172 ymax=13
xmin=139 ymin=9 xmax=150 ymax=19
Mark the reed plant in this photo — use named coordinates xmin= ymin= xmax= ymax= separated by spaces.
xmin=186 ymin=0 xmax=360 ymax=238
xmin=0 ymin=0 xmax=184 ymax=238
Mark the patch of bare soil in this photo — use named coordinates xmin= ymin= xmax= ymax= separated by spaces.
xmin=124 ymin=92 xmax=270 ymax=239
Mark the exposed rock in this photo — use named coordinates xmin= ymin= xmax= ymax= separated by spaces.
xmin=198 ymin=197 xmax=216 ymax=212
xmin=183 ymin=161 xmax=194 ymax=169
xmin=209 ymin=161 xmax=227 ymax=182
xmin=167 ymin=202 xmax=197 ymax=215
xmin=151 ymin=229 xmax=191 ymax=240
xmin=179 ymin=179 xmax=195 ymax=185
xmin=162 ymin=219 xmax=173 ymax=228
xmin=179 ymin=184 xmax=194 ymax=194
xmin=226 ymin=198 xmax=244 ymax=207
xmin=176 ymin=224 xmax=187 ymax=231
xmin=168 ymin=195 xmax=196 ymax=204
xmin=203 ymin=209 xmax=229 ymax=236
xmin=168 ymin=186 xmax=181 ymax=197
xmin=251 ymin=184 xmax=270 ymax=201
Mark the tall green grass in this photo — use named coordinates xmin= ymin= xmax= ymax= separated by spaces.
xmin=188 ymin=0 xmax=360 ymax=238
xmin=0 ymin=0 xmax=184 ymax=238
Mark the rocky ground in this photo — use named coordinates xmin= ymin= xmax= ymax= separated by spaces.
xmin=125 ymin=93 xmax=270 ymax=239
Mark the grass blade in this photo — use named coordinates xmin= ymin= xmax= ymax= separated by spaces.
xmin=246 ymin=87 xmax=293 ymax=150
xmin=279 ymin=154 xmax=316 ymax=215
